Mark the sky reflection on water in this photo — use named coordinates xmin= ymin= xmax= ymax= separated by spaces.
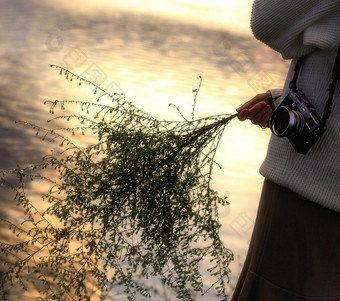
xmin=0 ymin=0 xmax=289 ymax=299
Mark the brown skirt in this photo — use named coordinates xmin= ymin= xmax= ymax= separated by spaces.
xmin=232 ymin=179 xmax=340 ymax=301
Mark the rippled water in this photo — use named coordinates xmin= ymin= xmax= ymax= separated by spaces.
xmin=0 ymin=0 xmax=289 ymax=299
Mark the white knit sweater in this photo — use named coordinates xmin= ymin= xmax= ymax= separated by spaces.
xmin=251 ymin=0 xmax=340 ymax=212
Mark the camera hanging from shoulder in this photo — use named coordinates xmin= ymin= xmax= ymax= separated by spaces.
xmin=269 ymin=45 xmax=340 ymax=154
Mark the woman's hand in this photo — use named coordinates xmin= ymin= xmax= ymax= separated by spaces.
xmin=236 ymin=92 xmax=274 ymax=128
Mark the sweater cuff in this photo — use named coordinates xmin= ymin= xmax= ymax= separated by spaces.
xmin=267 ymin=89 xmax=283 ymax=109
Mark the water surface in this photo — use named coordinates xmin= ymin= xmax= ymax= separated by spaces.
xmin=0 ymin=0 xmax=289 ymax=299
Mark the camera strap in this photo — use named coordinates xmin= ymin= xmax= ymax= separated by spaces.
xmin=321 ymin=45 xmax=340 ymax=130
xmin=289 ymin=56 xmax=304 ymax=91
xmin=289 ymin=45 xmax=340 ymax=131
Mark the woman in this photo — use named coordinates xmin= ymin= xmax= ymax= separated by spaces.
xmin=232 ymin=0 xmax=340 ymax=300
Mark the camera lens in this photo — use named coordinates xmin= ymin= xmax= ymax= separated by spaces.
xmin=270 ymin=107 xmax=305 ymax=137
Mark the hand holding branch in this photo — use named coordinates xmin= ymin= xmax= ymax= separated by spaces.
xmin=236 ymin=91 xmax=275 ymax=128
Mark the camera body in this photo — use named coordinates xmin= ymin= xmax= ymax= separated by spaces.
xmin=269 ymin=89 xmax=325 ymax=154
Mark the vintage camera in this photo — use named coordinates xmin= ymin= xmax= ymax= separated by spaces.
xmin=269 ymin=89 xmax=325 ymax=154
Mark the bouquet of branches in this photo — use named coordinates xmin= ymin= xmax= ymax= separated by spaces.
xmin=0 ymin=65 xmax=237 ymax=300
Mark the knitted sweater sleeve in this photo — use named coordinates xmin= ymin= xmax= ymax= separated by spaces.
xmin=254 ymin=1 xmax=340 ymax=212
xmin=251 ymin=0 xmax=340 ymax=59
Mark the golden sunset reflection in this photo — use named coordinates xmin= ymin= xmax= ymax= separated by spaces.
xmin=0 ymin=0 xmax=289 ymax=299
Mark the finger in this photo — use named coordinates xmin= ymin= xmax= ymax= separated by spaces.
xmin=258 ymin=108 xmax=273 ymax=128
xmin=250 ymin=104 xmax=271 ymax=125
xmin=251 ymin=107 xmax=269 ymax=125
xmin=246 ymin=102 xmax=267 ymax=120
xmin=236 ymin=92 xmax=271 ymax=112
xmin=237 ymin=109 xmax=249 ymax=121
